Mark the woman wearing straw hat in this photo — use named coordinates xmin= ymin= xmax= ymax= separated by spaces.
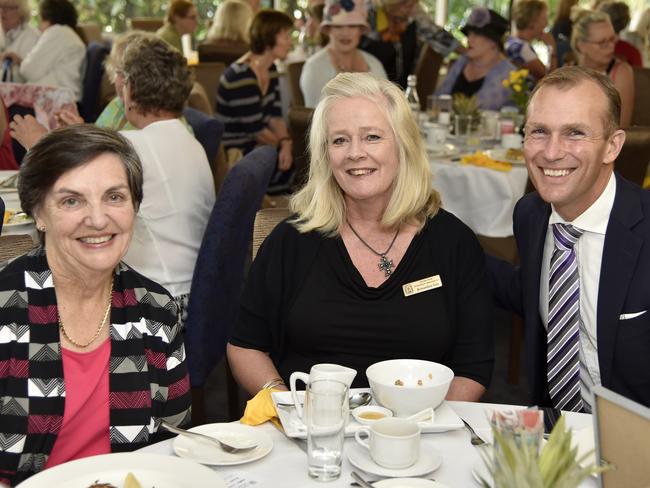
xmin=300 ymin=0 xmax=386 ymax=108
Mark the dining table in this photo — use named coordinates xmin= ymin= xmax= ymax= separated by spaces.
xmin=138 ymin=400 xmax=598 ymax=488
xmin=428 ymin=141 xmax=529 ymax=238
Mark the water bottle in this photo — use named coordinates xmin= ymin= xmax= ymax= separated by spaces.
xmin=405 ymin=74 xmax=420 ymax=117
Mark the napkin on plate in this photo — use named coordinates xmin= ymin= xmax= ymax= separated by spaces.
xmin=240 ymin=388 xmax=283 ymax=428
xmin=461 ymin=151 xmax=512 ymax=172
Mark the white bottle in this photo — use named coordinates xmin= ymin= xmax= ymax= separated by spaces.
xmin=405 ymin=74 xmax=420 ymax=116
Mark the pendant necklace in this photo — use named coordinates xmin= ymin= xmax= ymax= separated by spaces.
xmin=347 ymin=220 xmax=400 ymax=277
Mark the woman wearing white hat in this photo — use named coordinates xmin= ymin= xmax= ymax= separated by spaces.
xmin=300 ymin=0 xmax=386 ymax=107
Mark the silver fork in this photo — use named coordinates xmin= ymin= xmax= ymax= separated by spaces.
xmin=160 ymin=421 xmax=258 ymax=454
xmin=461 ymin=418 xmax=487 ymax=446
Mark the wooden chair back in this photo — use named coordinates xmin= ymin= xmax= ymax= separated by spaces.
xmin=632 ymin=67 xmax=650 ymax=127
xmin=288 ymin=105 xmax=314 ymax=187
xmin=287 ymin=61 xmax=305 ymax=107
xmin=415 ymin=45 xmax=444 ymax=111
xmin=128 ymin=17 xmax=164 ymax=32
xmin=615 ymin=126 xmax=650 ymax=186
xmin=252 ymin=207 xmax=292 ymax=260
xmin=198 ymin=42 xmax=248 ymax=66
xmin=76 ymin=22 xmax=103 ymax=45
xmin=0 ymin=235 xmax=36 ymax=264
xmin=193 ymin=62 xmax=225 ymax=113
xmin=187 ymin=82 xmax=213 ymax=116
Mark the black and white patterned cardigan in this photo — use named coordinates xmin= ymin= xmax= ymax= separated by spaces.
xmin=0 ymin=247 xmax=191 ymax=486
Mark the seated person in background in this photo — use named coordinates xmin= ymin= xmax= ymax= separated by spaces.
xmin=360 ymin=0 xmax=459 ymax=88
xmin=227 ymin=72 xmax=494 ymax=398
xmin=436 ymin=8 xmax=517 ymax=111
xmin=597 ymin=1 xmax=642 ymax=67
xmin=215 ymin=9 xmax=293 ymax=172
xmin=506 ymin=0 xmax=557 ymax=81
xmin=0 ymin=0 xmax=39 ymax=82
xmin=571 ymin=9 xmax=634 ymax=127
xmin=300 ymin=0 xmax=386 ymax=108
xmin=205 ymin=0 xmax=252 ymax=54
xmin=118 ymin=35 xmax=215 ymax=325
xmin=155 ymin=0 xmax=198 ymax=53
xmin=9 ymin=0 xmax=85 ymax=100
xmin=0 ymin=125 xmax=191 ymax=486
xmin=487 ymin=66 xmax=650 ymax=411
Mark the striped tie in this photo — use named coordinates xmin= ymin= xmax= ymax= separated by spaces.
xmin=547 ymin=223 xmax=584 ymax=412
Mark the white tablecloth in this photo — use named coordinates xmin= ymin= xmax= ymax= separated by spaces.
xmin=430 ymin=160 xmax=529 ymax=238
xmin=139 ymin=401 xmax=597 ymax=488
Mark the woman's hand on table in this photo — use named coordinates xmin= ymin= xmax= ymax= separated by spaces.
xmin=55 ymin=108 xmax=84 ymax=127
xmin=9 ymin=114 xmax=48 ymax=150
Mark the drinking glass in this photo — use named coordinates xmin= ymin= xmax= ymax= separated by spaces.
xmin=428 ymin=94 xmax=452 ymax=125
xmin=304 ymin=379 xmax=349 ymax=481
xmin=454 ymin=114 xmax=480 ymax=148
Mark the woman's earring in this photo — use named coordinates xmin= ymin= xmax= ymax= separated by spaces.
xmin=37 ymin=224 xmax=46 ymax=232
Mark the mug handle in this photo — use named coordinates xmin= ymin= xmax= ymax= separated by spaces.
xmin=354 ymin=428 xmax=370 ymax=450
xmin=289 ymin=371 xmax=309 ymax=419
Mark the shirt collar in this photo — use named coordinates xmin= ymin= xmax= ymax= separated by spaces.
xmin=548 ymin=172 xmax=616 ymax=235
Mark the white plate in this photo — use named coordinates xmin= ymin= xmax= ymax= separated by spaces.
xmin=484 ymin=148 xmax=526 ymax=165
xmin=16 ymin=452 xmax=225 ymax=487
xmin=172 ymin=422 xmax=273 ymax=466
xmin=374 ymin=478 xmax=449 ymax=488
xmin=426 ymin=143 xmax=458 ymax=158
xmin=272 ymin=389 xmax=463 ymax=439
xmin=471 ymin=458 xmax=492 ymax=487
xmin=347 ymin=440 xmax=442 ymax=478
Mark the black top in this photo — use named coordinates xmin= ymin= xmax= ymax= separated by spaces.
xmin=451 ymin=70 xmax=485 ymax=98
xmin=230 ymin=210 xmax=495 ymax=388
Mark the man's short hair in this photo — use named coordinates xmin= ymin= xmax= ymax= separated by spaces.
xmin=528 ymin=65 xmax=621 ymax=135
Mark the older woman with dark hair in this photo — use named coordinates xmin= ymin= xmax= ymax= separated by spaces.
xmin=227 ymin=73 xmax=493 ymax=397
xmin=8 ymin=0 xmax=85 ymax=99
xmin=156 ymin=0 xmax=198 ymax=53
xmin=215 ymin=9 xmax=294 ymax=171
xmin=0 ymin=125 xmax=191 ymax=485
xmin=436 ymin=7 xmax=516 ymax=110
xmin=118 ymin=35 xmax=215 ymax=323
xmin=0 ymin=0 xmax=40 ymax=82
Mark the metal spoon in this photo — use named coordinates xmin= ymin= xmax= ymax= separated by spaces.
xmin=276 ymin=391 xmax=373 ymax=409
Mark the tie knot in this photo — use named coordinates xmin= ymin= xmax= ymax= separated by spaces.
xmin=552 ymin=223 xmax=583 ymax=250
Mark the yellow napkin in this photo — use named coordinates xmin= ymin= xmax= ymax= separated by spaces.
xmin=240 ymin=388 xmax=283 ymax=428
xmin=461 ymin=151 xmax=512 ymax=172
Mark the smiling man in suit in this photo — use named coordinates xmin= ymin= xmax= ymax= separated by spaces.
xmin=489 ymin=65 xmax=650 ymax=412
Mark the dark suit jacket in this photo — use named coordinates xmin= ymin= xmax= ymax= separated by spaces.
xmin=488 ymin=173 xmax=650 ymax=408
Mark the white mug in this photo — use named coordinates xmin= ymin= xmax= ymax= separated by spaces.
xmin=290 ymin=364 xmax=356 ymax=419
xmin=354 ymin=418 xmax=421 ymax=469
xmin=423 ymin=122 xmax=447 ymax=148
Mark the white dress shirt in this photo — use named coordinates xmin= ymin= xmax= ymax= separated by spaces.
xmin=539 ymin=172 xmax=616 ymax=411
xmin=122 ymin=119 xmax=216 ymax=298
xmin=19 ymin=24 xmax=86 ymax=100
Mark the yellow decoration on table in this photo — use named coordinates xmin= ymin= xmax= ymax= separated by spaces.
xmin=240 ymin=388 xmax=283 ymax=428
xmin=502 ymin=69 xmax=530 ymax=114
xmin=461 ymin=151 xmax=512 ymax=172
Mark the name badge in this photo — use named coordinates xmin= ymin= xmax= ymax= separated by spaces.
xmin=402 ymin=275 xmax=442 ymax=297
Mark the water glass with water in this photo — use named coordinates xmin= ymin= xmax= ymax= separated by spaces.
xmin=304 ymin=379 xmax=349 ymax=481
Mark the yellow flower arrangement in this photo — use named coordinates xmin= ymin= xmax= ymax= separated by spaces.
xmin=502 ymin=69 xmax=530 ymax=114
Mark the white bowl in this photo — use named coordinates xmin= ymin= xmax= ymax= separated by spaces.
xmin=366 ymin=359 xmax=454 ymax=416
xmin=351 ymin=405 xmax=394 ymax=425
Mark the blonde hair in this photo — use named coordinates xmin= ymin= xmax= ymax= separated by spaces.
xmin=570 ymin=8 xmax=611 ymax=53
xmin=512 ymin=0 xmax=548 ymax=30
xmin=207 ymin=0 xmax=253 ymax=43
xmin=290 ymin=73 xmax=440 ymax=236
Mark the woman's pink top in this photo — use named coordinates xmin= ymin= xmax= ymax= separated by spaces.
xmin=44 ymin=339 xmax=111 ymax=468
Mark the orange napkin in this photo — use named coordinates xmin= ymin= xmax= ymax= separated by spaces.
xmin=240 ymin=388 xmax=283 ymax=428
xmin=461 ymin=151 xmax=512 ymax=172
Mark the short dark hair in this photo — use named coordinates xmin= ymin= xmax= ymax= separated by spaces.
xmin=166 ymin=0 xmax=194 ymax=24
xmin=39 ymin=0 xmax=78 ymax=28
xmin=528 ymin=65 xmax=621 ymax=135
xmin=249 ymin=9 xmax=293 ymax=54
xmin=122 ymin=36 xmax=193 ymax=115
xmin=18 ymin=125 xmax=144 ymax=222
xmin=597 ymin=1 xmax=630 ymax=33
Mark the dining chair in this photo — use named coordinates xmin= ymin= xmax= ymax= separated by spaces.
xmin=198 ymin=42 xmax=248 ymax=67
xmin=615 ymin=127 xmax=650 ymax=187
xmin=415 ymin=45 xmax=444 ymax=112
xmin=288 ymin=105 xmax=314 ymax=188
xmin=75 ymin=22 xmax=104 ymax=46
xmin=252 ymin=207 xmax=292 ymax=260
xmin=128 ymin=17 xmax=164 ymax=32
xmin=631 ymin=67 xmax=650 ymax=127
xmin=286 ymin=61 xmax=305 ymax=107
xmin=193 ymin=62 xmax=226 ymax=113
xmin=183 ymin=145 xmax=277 ymax=423
xmin=0 ymin=234 xmax=37 ymax=265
